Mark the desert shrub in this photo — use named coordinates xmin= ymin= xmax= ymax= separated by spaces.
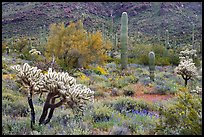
xmin=90 ymin=73 xmax=108 ymax=83
xmin=76 ymin=73 xmax=91 ymax=86
xmin=2 ymin=69 xmax=9 ymax=74
xmin=153 ymin=84 xmax=170 ymax=95
xmin=38 ymin=111 xmax=92 ymax=135
xmin=167 ymin=49 xmax=180 ymax=66
xmin=155 ymin=88 xmax=202 ymax=135
xmin=194 ymin=57 xmax=201 ymax=67
xmin=134 ymin=99 xmax=154 ymax=111
xmin=92 ymin=103 xmax=115 ymax=123
xmin=94 ymin=90 xmax=106 ymax=98
xmin=2 ymin=41 xmax=9 ymax=54
xmin=123 ymin=112 xmax=158 ymax=135
xmin=111 ymin=97 xmax=154 ymax=113
xmin=2 ymin=116 xmax=32 ymax=135
xmin=2 ymin=82 xmax=29 ymax=117
xmin=130 ymin=44 xmax=178 ymax=66
xmin=110 ymin=88 xmax=122 ymax=96
xmin=113 ymin=75 xmax=138 ymax=89
xmin=105 ymin=62 xmax=117 ymax=72
xmin=137 ymin=54 xmax=149 ymax=65
xmin=128 ymin=57 xmax=137 ymax=64
xmin=2 ymin=95 xmax=29 ymax=117
xmin=122 ymin=85 xmax=135 ymax=96
xmin=34 ymin=60 xmax=61 ymax=72
xmin=11 ymin=36 xmax=34 ymax=60
xmin=95 ymin=81 xmax=111 ymax=90
xmin=152 ymin=45 xmax=165 ymax=57
xmin=110 ymin=97 xmax=137 ymax=114
xmin=109 ymin=125 xmax=131 ymax=135
xmin=2 ymin=61 xmax=8 ymax=70
xmin=155 ymin=57 xmax=170 ymax=66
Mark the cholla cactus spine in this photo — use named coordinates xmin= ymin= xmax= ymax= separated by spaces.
xmin=148 ymin=51 xmax=155 ymax=81
xmin=120 ymin=12 xmax=128 ymax=70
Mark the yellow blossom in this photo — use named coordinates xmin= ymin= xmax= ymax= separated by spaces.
xmin=96 ymin=66 xmax=107 ymax=75
xmin=80 ymin=74 xmax=90 ymax=81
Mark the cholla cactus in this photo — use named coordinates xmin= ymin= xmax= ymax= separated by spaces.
xmin=179 ymin=48 xmax=197 ymax=61
xmin=190 ymin=86 xmax=202 ymax=95
xmin=11 ymin=63 xmax=44 ymax=94
xmin=29 ymin=48 xmax=41 ymax=55
xmin=11 ymin=63 xmax=94 ymax=127
xmin=174 ymin=58 xmax=198 ymax=87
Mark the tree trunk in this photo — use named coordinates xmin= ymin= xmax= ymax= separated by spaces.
xmin=185 ymin=79 xmax=188 ymax=87
xmin=43 ymin=95 xmax=60 ymax=125
xmin=28 ymin=93 xmax=35 ymax=129
xmin=39 ymin=93 xmax=52 ymax=125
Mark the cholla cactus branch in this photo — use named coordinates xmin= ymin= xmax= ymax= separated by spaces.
xmin=29 ymin=48 xmax=41 ymax=55
xmin=190 ymin=86 xmax=202 ymax=95
xmin=11 ymin=63 xmax=94 ymax=127
xmin=179 ymin=48 xmax=197 ymax=61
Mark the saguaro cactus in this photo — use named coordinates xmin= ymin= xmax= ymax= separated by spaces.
xmin=149 ymin=51 xmax=155 ymax=81
xmin=192 ymin=22 xmax=195 ymax=49
xmin=163 ymin=29 xmax=169 ymax=57
xmin=165 ymin=29 xmax=169 ymax=49
xmin=120 ymin=12 xmax=128 ymax=70
xmin=115 ymin=33 xmax=118 ymax=49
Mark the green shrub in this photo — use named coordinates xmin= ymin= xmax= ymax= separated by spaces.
xmin=2 ymin=98 xmax=29 ymax=117
xmin=155 ymin=57 xmax=170 ymax=66
xmin=194 ymin=57 xmax=201 ymax=67
xmin=110 ymin=97 xmax=136 ymax=114
xmin=94 ymin=90 xmax=107 ymax=98
xmin=92 ymin=103 xmax=115 ymax=123
xmin=112 ymin=76 xmax=138 ymax=89
xmin=152 ymin=45 xmax=166 ymax=57
xmin=2 ymin=61 xmax=8 ymax=70
xmin=2 ymin=85 xmax=28 ymax=117
xmin=167 ymin=49 xmax=179 ymax=66
xmin=155 ymin=88 xmax=202 ymax=135
xmin=122 ymin=85 xmax=135 ymax=96
xmin=2 ymin=116 xmax=32 ymax=135
xmin=110 ymin=88 xmax=119 ymax=96
xmin=138 ymin=54 xmax=149 ymax=65
xmin=109 ymin=125 xmax=131 ymax=135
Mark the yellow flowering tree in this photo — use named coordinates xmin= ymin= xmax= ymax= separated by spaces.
xmin=45 ymin=20 xmax=112 ymax=70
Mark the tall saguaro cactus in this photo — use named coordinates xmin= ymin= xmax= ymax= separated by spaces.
xmin=149 ymin=51 xmax=155 ymax=81
xmin=120 ymin=12 xmax=128 ymax=70
xmin=165 ymin=29 xmax=169 ymax=49
xmin=192 ymin=22 xmax=195 ymax=49
xmin=163 ymin=29 xmax=169 ymax=57
xmin=115 ymin=33 xmax=118 ymax=49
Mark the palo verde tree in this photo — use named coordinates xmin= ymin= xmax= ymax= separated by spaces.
xmin=45 ymin=20 xmax=112 ymax=70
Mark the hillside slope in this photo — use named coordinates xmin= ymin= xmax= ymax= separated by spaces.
xmin=2 ymin=2 xmax=202 ymax=44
